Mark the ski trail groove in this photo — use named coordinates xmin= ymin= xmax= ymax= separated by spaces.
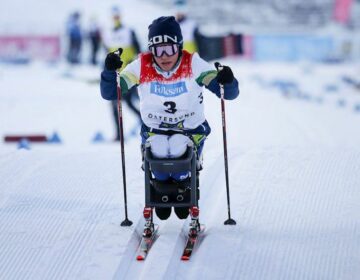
xmin=168 ymin=149 xmax=252 ymax=279
xmin=112 ymin=151 xmax=241 ymax=279
xmin=112 ymin=217 xmax=143 ymax=280
xmin=159 ymin=149 xmax=246 ymax=279
xmin=0 ymin=154 xmax=119 ymax=280
xmin=226 ymin=149 xmax=360 ymax=280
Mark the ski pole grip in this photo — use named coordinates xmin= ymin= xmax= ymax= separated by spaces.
xmin=115 ymin=48 xmax=123 ymax=78
xmin=115 ymin=48 xmax=123 ymax=57
xmin=214 ymin=62 xmax=223 ymax=72
xmin=214 ymin=62 xmax=225 ymax=96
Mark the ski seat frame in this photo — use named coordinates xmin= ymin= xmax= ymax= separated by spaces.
xmin=144 ymin=142 xmax=198 ymax=208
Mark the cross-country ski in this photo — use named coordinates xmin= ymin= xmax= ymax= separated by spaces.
xmin=181 ymin=225 xmax=205 ymax=261
xmin=136 ymin=224 xmax=159 ymax=261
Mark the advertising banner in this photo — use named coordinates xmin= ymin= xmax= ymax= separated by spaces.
xmin=0 ymin=36 xmax=61 ymax=62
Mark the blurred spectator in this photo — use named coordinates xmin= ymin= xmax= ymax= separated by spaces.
xmin=175 ymin=5 xmax=200 ymax=53
xmin=102 ymin=6 xmax=141 ymax=141
xmin=66 ymin=11 xmax=82 ymax=64
xmin=88 ymin=17 xmax=101 ymax=65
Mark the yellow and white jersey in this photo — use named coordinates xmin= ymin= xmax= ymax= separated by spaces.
xmin=179 ymin=19 xmax=198 ymax=53
xmin=102 ymin=26 xmax=137 ymax=65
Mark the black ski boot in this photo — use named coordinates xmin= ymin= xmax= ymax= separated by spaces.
xmin=175 ymin=207 xmax=189 ymax=219
xmin=155 ymin=207 xmax=171 ymax=220
xmin=143 ymin=207 xmax=154 ymax=238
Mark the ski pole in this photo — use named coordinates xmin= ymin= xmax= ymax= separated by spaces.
xmin=215 ymin=62 xmax=236 ymax=226
xmin=115 ymin=48 xmax=132 ymax=227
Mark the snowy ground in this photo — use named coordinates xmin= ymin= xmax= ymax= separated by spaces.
xmin=0 ymin=59 xmax=360 ymax=280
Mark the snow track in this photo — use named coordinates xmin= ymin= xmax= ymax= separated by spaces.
xmin=112 ymin=151 xmax=233 ymax=279
xmin=0 ymin=149 xmax=137 ymax=280
xmin=196 ymin=148 xmax=360 ymax=280
xmin=1 ymin=147 xmax=356 ymax=280
xmin=1 ymin=62 xmax=360 ymax=279
xmin=111 ymin=147 xmax=360 ymax=280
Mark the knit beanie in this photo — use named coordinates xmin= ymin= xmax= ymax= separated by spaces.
xmin=148 ymin=16 xmax=183 ymax=48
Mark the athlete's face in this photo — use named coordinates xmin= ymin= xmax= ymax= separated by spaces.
xmin=151 ymin=44 xmax=180 ymax=72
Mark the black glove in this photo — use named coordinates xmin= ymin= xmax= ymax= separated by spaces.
xmin=215 ymin=63 xmax=234 ymax=84
xmin=105 ymin=48 xmax=123 ymax=71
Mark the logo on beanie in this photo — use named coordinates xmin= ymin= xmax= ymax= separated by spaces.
xmin=149 ymin=35 xmax=179 ymax=47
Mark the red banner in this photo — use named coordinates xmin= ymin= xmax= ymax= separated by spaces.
xmin=0 ymin=35 xmax=61 ymax=61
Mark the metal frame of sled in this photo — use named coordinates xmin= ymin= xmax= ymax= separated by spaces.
xmin=144 ymin=141 xmax=198 ymax=208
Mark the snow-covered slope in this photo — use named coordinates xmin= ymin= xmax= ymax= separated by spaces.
xmin=0 ymin=59 xmax=359 ymax=279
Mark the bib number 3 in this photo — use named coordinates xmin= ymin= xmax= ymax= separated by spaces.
xmin=163 ymin=101 xmax=177 ymax=114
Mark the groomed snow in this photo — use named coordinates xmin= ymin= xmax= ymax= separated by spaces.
xmin=1 ymin=0 xmax=360 ymax=278
xmin=1 ymin=59 xmax=359 ymax=279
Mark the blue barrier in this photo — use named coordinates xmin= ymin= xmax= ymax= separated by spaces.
xmin=253 ymin=35 xmax=334 ymax=61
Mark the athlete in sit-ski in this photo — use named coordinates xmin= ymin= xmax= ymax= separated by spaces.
xmin=100 ymin=16 xmax=239 ymax=221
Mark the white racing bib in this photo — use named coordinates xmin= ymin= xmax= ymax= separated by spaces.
xmin=121 ymin=51 xmax=214 ymax=131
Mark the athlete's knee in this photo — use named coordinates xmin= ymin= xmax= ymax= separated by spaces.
xmin=146 ymin=135 xmax=169 ymax=158
xmin=168 ymin=134 xmax=192 ymax=158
